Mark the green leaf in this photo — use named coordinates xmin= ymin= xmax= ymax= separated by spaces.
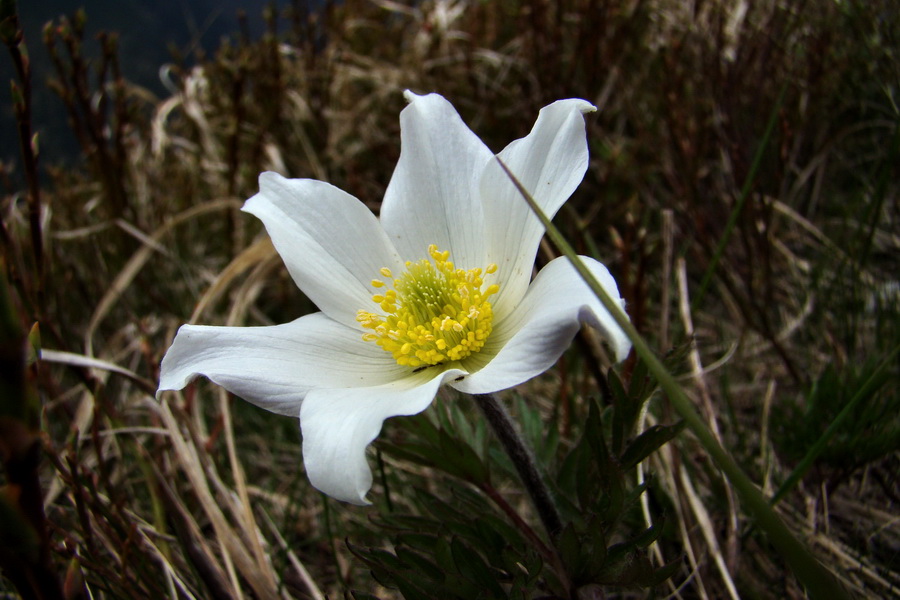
xmin=576 ymin=516 xmax=608 ymax=582
xmin=402 ymin=412 xmax=441 ymax=446
xmin=630 ymin=522 xmax=664 ymax=549
xmin=645 ymin=557 xmax=683 ymax=587
xmin=627 ymin=354 xmax=651 ymax=401
xmin=555 ymin=523 xmax=580 ymax=574
xmin=556 ymin=432 xmax=594 ymax=512
xmin=438 ymin=427 xmax=489 ymax=483
xmin=584 ymin=397 xmax=610 ymax=467
xmin=450 ymin=537 xmax=506 ymax=598
xmin=607 ymin=369 xmax=629 ymax=454
xmin=619 ymin=421 xmax=686 ymax=470
xmin=394 ymin=547 xmax=446 ymax=582
xmin=378 ymin=440 xmax=446 ymax=469
xmin=393 ymin=578 xmax=438 ymax=600
xmin=349 ymin=539 xmax=471 ymax=600
xmin=434 ymin=537 xmax=455 ymax=576
xmin=594 ymin=544 xmax=653 ymax=586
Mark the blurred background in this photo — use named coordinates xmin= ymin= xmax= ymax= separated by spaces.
xmin=0 ymin=0 xmax=306 ymax=162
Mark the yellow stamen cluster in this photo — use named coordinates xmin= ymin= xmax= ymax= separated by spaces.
xmin=357 ymin=245 xmax=500 ymax=368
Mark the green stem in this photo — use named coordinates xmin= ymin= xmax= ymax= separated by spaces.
xmin=496 ymin=157 xmax=849 ymax=600
xmin=472 ymin=393 xmax=562 ymax=538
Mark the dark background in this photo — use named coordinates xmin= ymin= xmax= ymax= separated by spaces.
xmin=2 ymin=0 xmax=301 ymax=165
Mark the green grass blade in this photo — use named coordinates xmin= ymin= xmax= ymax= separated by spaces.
xmin=770 ymin=343 xmax=900 ymax=505
xmin=692 ymin=84 xmax=787 ymax=313
xmin=495 ymin=157 xmax=850 ymax=600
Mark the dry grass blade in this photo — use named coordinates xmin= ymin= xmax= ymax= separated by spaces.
xmin=189 ymin=236 xmax=276 ymax=324
xmin=260 ymin=508 xmax=326 ymax=600
xmin=157 ymin=398 xmax=280 ymax=599
xmin=41 ymin=349 xmax=155 ymax=392
xmin=86 ymin=198 xmax=243 ymax=357
xmin=679 ymin=467 xmax=741 ymax=600
xmin=676 ymin=258 xmax=740 ymax=573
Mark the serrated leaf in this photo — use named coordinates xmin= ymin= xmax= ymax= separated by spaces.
xmin=594 ymin=546 xmax=651 ymax=586
xmin=539 ymin=414 xmax=560 ymax=466
xmin=545 ymin=476 xmax=583 ymax=525
xmin=501 ymin=545 xmax=543 ymax=586
xmin=645 ymin=556 xmax=682 ymax=587
xmin=401 ymin=413 xmax=441 ymax=446
xmin=447 ymin=398 xmax=481 ymax=451
xmin=607 ymin=369 xmax=628 ymax=454
xmin=438 ymin=427 xmax=489 ymax=483
xmin=416 ymin=489 xmax=470 ymax=528
xmin=377 ymin=513 xmax=440 ymax=533
xmin=516 ymin=396 xmax=549 ymax=466
xmin=351 ymin=544 xmax=407 ymax=572
xmin=394 ymin=547 xmax=446 ymax=582
xmin=619 ymin=421 xmax=685 ymax=470
xmin=378 ymin=440 xmax=446 ymax=469
xmin=615 ymin=480 xmax=647 ymax=517
xmin=473 ymin=510 xmax=524 ymax=552
xmin=436 ymin=398 xmax=456 ymax=434
xmin=349 ymin=539 xmax=470 ymax=600
xmin=555 ymin=523 xmax=580 ymax=574
xmin=369 ymin=567 xmax=398 ymax=589
xmin=630 ymin=522 xmax=663 ymax=549
xmin=556 ymin=433 xmax=593 ymax=511
xmin=434 ymin=536 xmax=455 ymax=574
xmin=577 ymin=516 xmax=608 ymax=582
xmin=395 ymin=532 xmax=440 ymax=554
xmin=584 ymin=398 xmax=610 ymax=466
xmin=450 ymin=537 xmax=507 ymax=598
xmin=393 ymin=578 xmax=438 ymax=600
xmin=627 ymin=355 xmax=650 ymax=400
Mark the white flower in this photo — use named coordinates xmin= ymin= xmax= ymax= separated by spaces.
xmin=158 ymin=91 xmax=631 ymax=505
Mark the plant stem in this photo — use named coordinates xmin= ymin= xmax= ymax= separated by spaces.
xmin=472 ymin=393 xmax=562 ymax=538
xmin=3 ymin=11 xmax=45 ymax=319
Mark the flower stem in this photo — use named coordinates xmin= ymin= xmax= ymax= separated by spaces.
xmin=472 ymin=393 xmax=562 ymax=538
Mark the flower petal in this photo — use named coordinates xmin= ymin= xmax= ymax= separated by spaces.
xmin=300 ymin=368 xmax=464 ymax=504
xmin=158 ymin=313 xmax=408 ymax=415
xmin=479 ymin=99 xmax=596 ymax=319
xmin=380 ymin=92 xmax=493 ymax=267
xmin=243 ymin=172 xmax=403 ymax=328
xmin=453 ymin=256 xmax=630 ymax=394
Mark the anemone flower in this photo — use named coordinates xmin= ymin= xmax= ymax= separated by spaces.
xmin=158 ymin=91 xmax=630 ymax=505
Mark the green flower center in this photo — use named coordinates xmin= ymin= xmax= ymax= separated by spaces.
xmin=357 ymin=245 xmax=500 ymax=368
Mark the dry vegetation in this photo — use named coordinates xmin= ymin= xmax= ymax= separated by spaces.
xmin=1 ymin=0 xmax=897 ymax=598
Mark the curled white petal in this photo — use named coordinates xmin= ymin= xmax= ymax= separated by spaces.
xmin=453 ymin=256 xmax=630 ymax=395
xmin=158 ymin=313 xmax=407 ymax=415
xmin=480 ymin=99 xmax=596 ymax=319
xmin=243 ymin=172 xmax=403 ymax=328
xmin=380 ymin=92 xmax=493 ymax=267
xmin=300 ymin=368 xmax=464 ymax=504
